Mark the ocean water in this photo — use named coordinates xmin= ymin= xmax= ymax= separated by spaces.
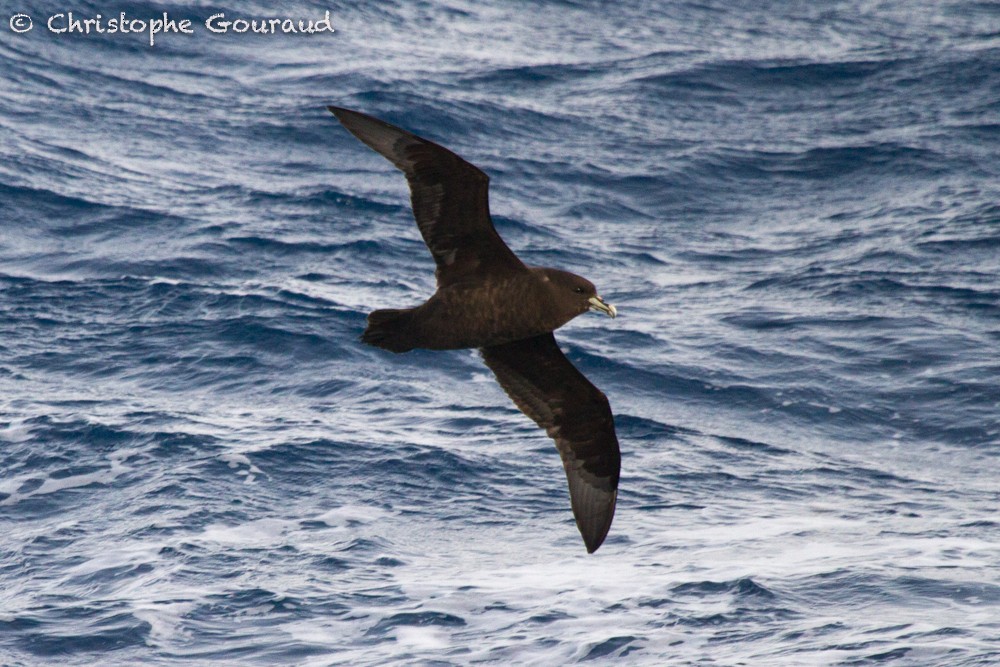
xmin=2 ymin=0 xmax=999 ymax=664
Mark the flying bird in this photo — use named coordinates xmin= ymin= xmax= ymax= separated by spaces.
xmin=328 ymin=106 xmax=621 ymax=553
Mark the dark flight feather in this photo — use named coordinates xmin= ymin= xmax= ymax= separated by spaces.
xmin=328 ymin=106 xmax=525 ymax=287
xmin=481 ymin=334 xmax=620 ymax=553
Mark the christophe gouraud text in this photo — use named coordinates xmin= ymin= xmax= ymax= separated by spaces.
xmin=41 ymin=11 xmax=335 ymax=46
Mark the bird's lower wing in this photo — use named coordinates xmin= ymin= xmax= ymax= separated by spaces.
xmin=480 ymin=333 xmax=620 ymax=553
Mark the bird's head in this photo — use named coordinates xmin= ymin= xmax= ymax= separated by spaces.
xmin=536 ymin=268 xmax=617 ymax=324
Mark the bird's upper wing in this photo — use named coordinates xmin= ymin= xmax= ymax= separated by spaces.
xmin=328 ymin=106 xmax=526 ymax=287
xmin=480 ymin=333 xmax=620 ymax=553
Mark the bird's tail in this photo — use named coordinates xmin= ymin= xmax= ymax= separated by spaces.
xmin=362 ymin=308 xmax=418 ymax=353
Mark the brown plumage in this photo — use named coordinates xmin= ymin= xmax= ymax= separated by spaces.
xmin=328 ymin=106 xmax=620 ymax=553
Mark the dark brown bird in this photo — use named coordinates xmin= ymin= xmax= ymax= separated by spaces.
xmin=328 ymin=106 xmax=621 ymax=553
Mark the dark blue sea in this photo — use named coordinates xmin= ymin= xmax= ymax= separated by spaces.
xmin=2 ymin=1 xmax=999 ymax=664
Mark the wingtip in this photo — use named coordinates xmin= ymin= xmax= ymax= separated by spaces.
xmin=575 ymin=487 xmax=617 ymax=554
xmin=581 ymin=522 xmax=611 ymax=554
xmin=328 ymin=105 xmax=368 ymax=125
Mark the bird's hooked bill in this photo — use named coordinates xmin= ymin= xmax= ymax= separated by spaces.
xmin=588 ymin=296 xmax=617 ymax=318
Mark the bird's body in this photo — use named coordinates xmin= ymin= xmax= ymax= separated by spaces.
xmin=364 ymin=267 xmax=603 ymax=352
xmin=328 ymin=106 xmax=621 ymax=553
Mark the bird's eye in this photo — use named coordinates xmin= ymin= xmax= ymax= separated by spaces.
xmin=573 ymin=287 xmax=585 ymax=294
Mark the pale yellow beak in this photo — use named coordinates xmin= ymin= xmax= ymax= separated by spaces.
xmin=588 ymin=296 xmax=617 ymax=318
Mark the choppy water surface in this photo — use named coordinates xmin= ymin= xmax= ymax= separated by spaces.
xmin=2 ymin=1 xmax=999 ymax=664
